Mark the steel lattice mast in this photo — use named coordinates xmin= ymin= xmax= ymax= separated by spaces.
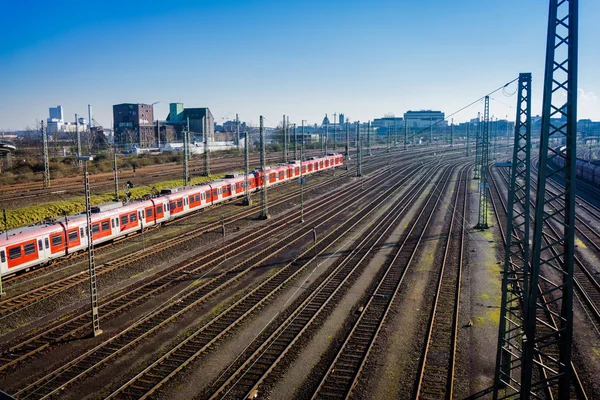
xmin=475 ymin=97 xmax=490 ymax=229
xmin=474 ymin=112 xmax=481 ymax=179
xmin=523 ymin=0 xmax=578 ymax=398
xmin=494 ymin=73 xmax=532 ymax=399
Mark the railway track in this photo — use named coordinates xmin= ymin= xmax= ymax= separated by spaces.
xmin=309 ymin=165 xmax=467 ymax=400
xmin=207 ymin=162 xmax=457 ymax=400
xmin=488 ymin=167 xmax=587 ymax=399
xmin=495 ymin=167 xmax=600 ymax=334
xmin=0 ymin=162 xmax=375 ymax=372
xmin=0 ymin=166 xmax=356 ymax=318
xmin=413 ymin=165 xmax=468 ymax=399
xmin=9 ymin=155 xmax=440 ymax=398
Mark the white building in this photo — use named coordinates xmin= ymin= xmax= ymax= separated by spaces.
xmin=404 ymin=110 xmax=446 ymax=129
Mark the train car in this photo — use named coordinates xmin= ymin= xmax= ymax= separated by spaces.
xmin=0 ymin=153 xmax=344 ymax=278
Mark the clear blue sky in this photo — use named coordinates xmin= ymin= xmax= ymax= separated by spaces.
xmin=0 ymin=0 xmax=598 ymax=130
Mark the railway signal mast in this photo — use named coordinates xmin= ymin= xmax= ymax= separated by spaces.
xmin=79 ymin=154 xmax=102 ymax=337
xmin=259 ymin=116 xmax=269 ymax=219
xmin=523 ymin=0 xmax=578 ymax=398
xmin=475 ymin=97 xmax=490 ymax=230
xmin=494 ymin=72 xmax=532 ymax=398
xmin=41 ymin=120 xmax=50 ymax=188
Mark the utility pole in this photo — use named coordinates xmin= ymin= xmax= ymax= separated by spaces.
xmin=357 ymin=121 xmax=362 ymax=177
xmin=41 ymin=120 xmax=50 ymax=188
xmin=475 ymin=112 xmax=481 ymax=179
xmin=466 ymin=121 xmax=470 ymax=156
xmin=157 ymin=120 xmax=161 ymax=149
xmin=368 ymin=121 xmax=373 ymax=155
xmin=404 ymin=118 xmax=408 ymax=150
xmin=75 ymin=114 xmax=82 ymax=167
xmin=324 ymin=119 xmax=329 ymax=156
xmin=203 ymin=116 xmax=210 ymax=177
xmin=286 ymin=116 xmax=290 ymax=161
xmin=236 ymin=113 xmax=240 ymax=152
xmin=475 ymin=96 xmax=490 ymax=230
xmin=282 ymin=114 xmax=286 ymax=162
xmin=79 ymin=154 xmax=102 ymax=337
xmin=259 ymin=116 xmax=269 ymax=219
xmin=243 ymin=131 xmax=251 ymax=206
xmin=387 ymin=123 xmax=391 ymax=153
xmin=345 ymin=122 xmax=350 ymax=159
xmin=430 ymin=117 xmax=433 ymax=146
xmin=294 ymin=122 xmax=298 ymax=160
xmin=494 ymin=72 xmax=532 ymax=399
xmin=332 ymin=113 xmax=337 ymax=153
xmin=523 ymin=1 xmax=578 ymax=397
xmin=300 ymin=120 xmax=306 ymax=223
xmin=113 ymin=145 xmax=119 ymax=201
xmin=450 ymin=118 xmax=454 ymax=147
xmin=183 ymin=118 xmax=189 ymax=185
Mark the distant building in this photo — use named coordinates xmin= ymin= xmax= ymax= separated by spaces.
xmin=404 ymin=110 xmax=445 ymax=128
xmin=322 ymin=114 xmax=330 ymax=126
xmin=48 ymin=106 xmax=64 ymax=122
xmin=339 ymin=113 xmax=345 ymax=126
xmin=165 ymin=103 xmax=214 ymax=142
xmin=113 ymin=103 xmax=155 ymax=148
xmin=372 ymin=116 xmax=404 ymax=130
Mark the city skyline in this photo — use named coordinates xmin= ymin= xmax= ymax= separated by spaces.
xmin=0 ymin=0 xmax=598 ymax=131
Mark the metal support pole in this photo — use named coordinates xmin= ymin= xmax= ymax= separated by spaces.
xmin=332 ymin=113 xmax=337 ymax=153
xmin=524 ymin=1 xmax=578 ymax=397
xmin=41 ymin=120 xmax=50 ymax=188
xmin=345 ymin=122 xmax=350 ymax=159
xmin=404 ymin=118 xmax=407 ymax=151
xmin=183 ymin=118 xmax=189 ymax=185
xmin=494 ymin=72 xmax=532 ymax=399
xmin=294 ymin=122 xmax=298 ymax=160
xmin=368 ymin=121 xmax=372 ymax=155
xmin=243 ymin=131 xmax=251 ymax=206
xmin=324 ymin=120 xmax=329 ymax=156
xmin=430 ymin=117 xmax=433 ymax=146
xmin=81 ymin=157 xmax=102 ymax=337
xmin=113 ymin=146 xmax=119 ymax=201
xmin=387 ymin=123 xmax=391 ymax=153
xmin=75 ymin=113 xmax=81 ymax=165
xmin=157 ymin=120 xmax=161 ymax=149
xmin=451 ymin=118 xmax=454 ymax=147
xmin=300 ymin=120 xmax=306 ymax=223
xmin=259 ymin=116 xmax=269 ymax=219
xmin=475 ymin=97 xmax=490 ymax=230
xmin=282 ymin=114 xmax=286 ymax=162
xmin=475 ymin=112 xmax=481 ymax=179
xmin=236 ymin=113 xmax=240 ymax=152
xmin=203 ymin=116 xmax=210 ymax=177
xmin=466 ymin=122 xmax=470 ymax=156
xmin=357 ymin=121 xmax=362 ymax=177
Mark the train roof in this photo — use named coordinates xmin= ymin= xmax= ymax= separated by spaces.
xmin=0 ymin=222 xmax=64 ymax=247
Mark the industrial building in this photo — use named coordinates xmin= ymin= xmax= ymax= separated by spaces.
xmin=403 ymin=110 xmax=445 ymax=128
xmin=113 ymin=103 xmax=155 ymax=148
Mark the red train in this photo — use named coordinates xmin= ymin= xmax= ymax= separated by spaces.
xmin=0 ymin=154 xmax=343 ymax=278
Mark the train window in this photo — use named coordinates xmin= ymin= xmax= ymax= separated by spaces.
xmin=156 ymin=205 xmax=163 ymax=214
xmin=115 ymin=218 xmax=119 ymax=227
xmin=24 ymin=242 xmax=36 ymax=255
xmin=146 ymin=208 xmax=153 ymax=217
xmin=201 ymin=193 xmax=205 ymax=200
xmin=195 ymin=194 xmax=200 ymax=202
xmin=213 ymin=189 xmax=217 ymax=198
xmin=101 ymin=221 xmax=110 ymax=231
xmin=218 ymin=188 xmax=222 ymax=195
xmin=92 ymin=224 xmax=100 ymax=234
xmin=45 ymin=238 xmax=49 ymax=249
xmin=0 ymin=250 xmax=5 ymax=263
xmin=81 ymin=228 xmax=85 ymax=237
xmin=184 ymin=198 xmax=188 ymax=206
xmin=51 ymin=235 xmax=62 ymax=247
xmin=68 ymin=231 xmax=78 ymax=242
xmin=170 ymin=201 xmax=176 ymax=210
xmin=121 ymin=215 xmax=128 ymax=225
xmin=129 ymin=213 xmax=137 ymax=223
xmin=177 ymin=200 xmax=183 ymax=208
xmin=38 ymin=239 xmax=43 ymax=251
xmin=9 ymin=247 xmax=22 ymax=260
xmin=111 ymin=219 xmax=115 ymax=228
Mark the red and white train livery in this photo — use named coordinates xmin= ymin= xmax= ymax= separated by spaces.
xmin=0 ymin=154 xmax=343 ymax=278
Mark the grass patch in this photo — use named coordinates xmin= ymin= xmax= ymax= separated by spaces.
xmin=4 ymin=174 xmax=224 ymax=230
